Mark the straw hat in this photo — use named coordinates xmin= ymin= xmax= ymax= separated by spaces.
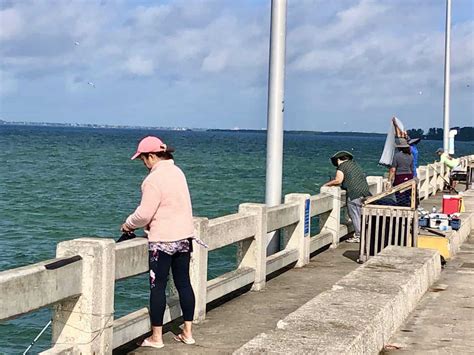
xmin=395 ymin=138 xmax=410 ymax=148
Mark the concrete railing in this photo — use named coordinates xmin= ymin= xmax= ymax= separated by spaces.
xmin=1 ymin=155 xmax=473 ymax=354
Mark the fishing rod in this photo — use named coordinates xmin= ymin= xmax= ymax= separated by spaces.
xmin=23 ymin=320 xmax=51 ymax=354
xmin=431 ymin=166 xmax=458 ymax=194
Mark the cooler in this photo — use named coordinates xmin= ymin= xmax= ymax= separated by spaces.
xmin=442 ymin=195 xmax=462 ymax=214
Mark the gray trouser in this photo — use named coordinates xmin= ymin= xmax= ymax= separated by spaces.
xmin=347 ymin=197 xmax=363 ymax=236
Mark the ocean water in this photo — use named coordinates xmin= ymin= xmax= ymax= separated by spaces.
xmin=0 ymin=125 xmax=472 ymax=353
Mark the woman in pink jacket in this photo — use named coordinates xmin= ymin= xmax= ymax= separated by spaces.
xmin=122 ymin=136 xmax=196 ymax=348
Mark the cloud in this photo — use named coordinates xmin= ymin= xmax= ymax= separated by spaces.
xmin=0 ymin=8 xmax=23 ymax=41
xmin=0 ymin=9 xmax=24 ymax=41
xmin=202 ymin=50 xmax=228 ymax=72
xmin=0 ymin=0 xmax=472 ymax=130
xmin=125 ymin=56 xmax=155 ymax=76
xmin=286 ymin=0 xmax=473 ymax=116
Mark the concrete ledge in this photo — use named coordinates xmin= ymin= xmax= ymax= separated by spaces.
xmin=0 ymin=256 xmax=83 ymax=320
xmin=113 ymin=297 xmax=182 ymax=349
xmin=267 ymin=203 xmax=299 ymax=232
xmin=446 ymin=212 xmax=473 ymax=256
xmin=235 ymin=246 xmax=441 ymax=355
xmin=419 ymin=211 xmax=473 ymax=259
xmin=207 ymin=267 xmax=255 ymax=303
xmin=40 ymin=345 xmax=78 ymax=355
xmin=266 ymin=249 xmax=299 ymax=275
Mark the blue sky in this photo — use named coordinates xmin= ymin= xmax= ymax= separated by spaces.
xmin=0 ymin=0 xmax=473 ymax=132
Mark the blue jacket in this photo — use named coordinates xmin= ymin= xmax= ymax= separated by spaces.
xmin=410 ymin=145 xmax=418 ymax=177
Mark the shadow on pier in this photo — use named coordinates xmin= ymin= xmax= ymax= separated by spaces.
xmin=117 ymin=241 xmax=360 ymax=354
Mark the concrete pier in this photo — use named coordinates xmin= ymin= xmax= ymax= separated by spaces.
xmin=383 ymin=234 xmax=474 ymax=354
xmin=237 ymin=247 xmax=441 ymax=355
xmin=0 ymin=155 xmax=473 ymax=354
xmin=119 ymin=241 xmax=362 ymax=354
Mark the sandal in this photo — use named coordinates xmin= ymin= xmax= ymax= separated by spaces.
xmin=174 ymin=333 xmax=196 ymax=345
xmin=140 ymin=338 xmax=164 ymax=349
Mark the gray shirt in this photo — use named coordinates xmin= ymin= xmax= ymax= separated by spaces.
xmin=391 ymin=151 xmax=414 ymax=175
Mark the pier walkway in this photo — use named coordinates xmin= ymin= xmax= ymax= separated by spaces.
xmin=384 ymin=234 xmax=474 ymax=354
xmin=126 ymin=192 xmax=474 ymax=355
xmin=119 ymin=241 xmax=361 ymax=354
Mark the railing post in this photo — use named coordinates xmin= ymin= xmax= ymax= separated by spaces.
xmin=419 ymin=166 xmax=429 ymax=200
xmin=442 ymin=161 xmax=450 ymax=184
xmin=51 ymin=238 xmax=115 ymax=354
xmin=427 ymin=165 xmax=433 ymax=197
xmin=367 ymin=176 xmax=384 ymax=195
xmin=416 ymin=166 xmax=421 ymax=197
xmin=319 ymin=187 xmax=342 ymax=248
xmin=431 ymin=163 xmax=438 ymax=193
xmin=437 ymin=163 xmax=445 ymax=191
xmin=284 ymin=193 xmax=311 ymax=267
xmin=238 ymin=203 xmax=267 ymax=291
xmin=190 ymin=217 xmax=209 ymax=322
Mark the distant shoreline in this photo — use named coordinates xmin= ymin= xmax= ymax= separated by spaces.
xmin=207 ymin=129 xmax=385 ymax=137
xmin=0 ymin=120 xmax=387 ymax=136
xmin=1 ymin=120 xmax=473 ymax=141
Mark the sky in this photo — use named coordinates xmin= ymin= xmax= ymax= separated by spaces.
xmin=0 ymin=0 xmax=473 ymax=132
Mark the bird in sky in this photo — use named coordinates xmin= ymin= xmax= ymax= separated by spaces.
xmin=87 ymin=81 xmax=95 ymax=88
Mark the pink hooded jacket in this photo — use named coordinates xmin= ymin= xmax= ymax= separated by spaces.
xmin=125 ymin=160 xmax=194 ymax=242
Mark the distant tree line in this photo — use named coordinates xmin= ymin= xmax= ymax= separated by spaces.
xmin=407 ymin=127 xmax=474 ymax=141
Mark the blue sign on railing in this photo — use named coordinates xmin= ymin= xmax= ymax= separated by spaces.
xmin=304 ymin=199 xmax=310 ymax=237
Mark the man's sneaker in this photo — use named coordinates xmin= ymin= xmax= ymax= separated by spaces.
xmin=345 ymin=235 xmax=360 ymax=243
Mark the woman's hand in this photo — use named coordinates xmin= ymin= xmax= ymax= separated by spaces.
xmin=121 ymin=223 xmax=134 ymax=233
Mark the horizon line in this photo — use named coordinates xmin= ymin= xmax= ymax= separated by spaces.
xmin=1 ymin=119 xmax=472 ymax=136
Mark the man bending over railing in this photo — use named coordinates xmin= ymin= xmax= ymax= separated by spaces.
xmin=324 ymin=151 xmax=372 ymax=244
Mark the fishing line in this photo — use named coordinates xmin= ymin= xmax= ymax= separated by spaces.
xmin=22 ymin=310 xmax=115 ymax=353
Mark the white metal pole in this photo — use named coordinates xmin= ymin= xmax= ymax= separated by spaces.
xmin=265 ymin=0 xmax=287 ymax=255
xmin=442 ymin=0 xmax=451 ymax=152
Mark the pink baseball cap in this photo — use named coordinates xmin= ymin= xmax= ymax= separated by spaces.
xmin=131 ymin=136 xmax=175 ymax=160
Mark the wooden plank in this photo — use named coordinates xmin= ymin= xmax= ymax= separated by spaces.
xmin=364 ymin=205 xmax=413 ymax=211
xmin=381 ymin=209 xmax=387 ymax=251
xmin=374 ymin=209 xmax=380 ymax=255
xmin=406 ymin=213 xmax=412 ymax=247
xmin=388 ymin=210 xmax=394 ymax=246
xmin=401 ymin=211 xmax=407 ymax=247
xmin=410 ymin=180 xmax=417 ymax=209
xmin=394 ymin=210 xmax=400 ymax=246
xmin=363 ymin=179 xmax=415 ymax=205
xmin=412 ymin=211 xmax=419 ymax=247
xmin=366 ymin=208 xmax=373 ymax=258
xmin=360 ymin=209 xmax=367 ymax=262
